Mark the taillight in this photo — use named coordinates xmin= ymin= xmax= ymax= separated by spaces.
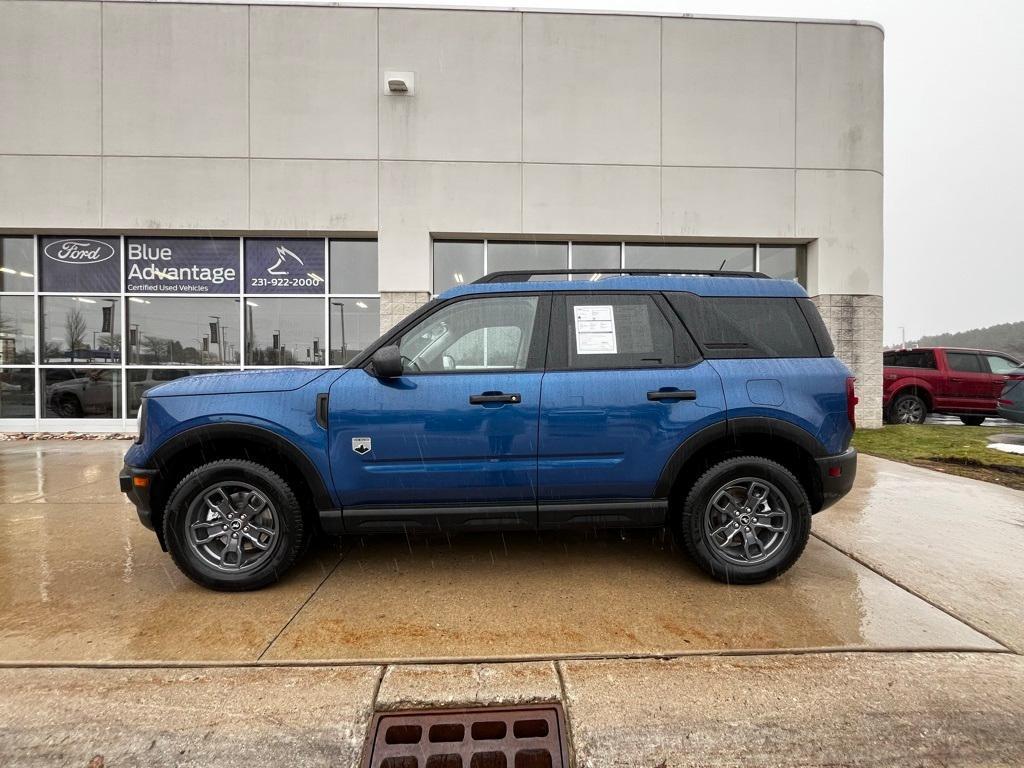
xmin=846 ymin=377 xmax=858 ymax=430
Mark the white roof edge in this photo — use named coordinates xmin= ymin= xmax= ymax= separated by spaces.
xmin=85 ymin=0 xmax=886 ymax=35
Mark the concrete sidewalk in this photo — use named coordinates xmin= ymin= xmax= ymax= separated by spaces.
xmin=1 ymin=443 xmax=1023 ymax=766
xmin=2 ymin=653 xmax=1023 ymax=767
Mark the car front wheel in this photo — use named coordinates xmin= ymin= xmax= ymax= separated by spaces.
xmin=677 ymin=456 xmax=811 ymax=584
xmin=959 ymin=415 xmax=986 ymax=426
xmin=163 ymin=459 xmax=306 ymax=591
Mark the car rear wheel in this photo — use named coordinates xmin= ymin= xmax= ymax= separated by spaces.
xmin=677 ymin=456 xmax=811 ymax=584
xmin=163 ymin=459 xmax=307 ymax=591
xmin=889 ymin=393 xmax=927 ymax=424
xmin=959 ymin=415 xmax=986 ymax=426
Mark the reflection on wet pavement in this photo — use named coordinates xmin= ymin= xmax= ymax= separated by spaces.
xmin=0 ymin=441 xmax=1002 ymax=663
xmin=815 ymin=454 xmax=1024 ymax=652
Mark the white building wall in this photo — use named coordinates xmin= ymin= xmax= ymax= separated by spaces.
xmin=0 ymin=1 xmax=884 ymax=425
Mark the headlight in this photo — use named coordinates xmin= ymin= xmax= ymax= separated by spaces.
xmin=135 ymin=399 xmax=147 ymax=444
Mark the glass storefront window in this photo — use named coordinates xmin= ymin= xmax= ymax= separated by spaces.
xmin=329 ymin=298 xmax=380 ymax=365
xmin=0 ymin=369 xmax=35 ymax=418
xmin=39 ymin=237 xmax=121 ymax=293
xmin=571 ymin=243 xmax=621 ymax=271
xmin=245 ymin=238 xmax=325 ymax=294
xmin=0 ymin=237 xmax=35 ymax=292
xmin=625 ymin=244 xmax=755 ymax=272
xmin=433 ymin=241 xmax=484 ymax=294
xmin=487 ymin=242 xmax=568 ymax=276
xmin=127 ymin=368 xmax=205 ymax=417
xmin=0 ymin=295 xmax=35 ymax=364
xmin=759 ymin=245 xmax=806 ymax=283
xmin=40 ymin=297 xmax=120 ymax=364
xmin=329 ymin=240 xmax=378 ymax=294
xmin=127 ymin=297 xmax=241 ymax=366
xmin=41 ymin=368 xmax=122 ymax=419
xmin=245 ymin=298 xmax=324 ymax=366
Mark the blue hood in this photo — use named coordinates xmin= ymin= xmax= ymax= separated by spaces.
xmin=146 ymin=368 xmax=332 ymax=398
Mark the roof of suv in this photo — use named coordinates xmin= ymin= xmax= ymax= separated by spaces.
xmin=440 ymin=274 xmax=808 ymax=300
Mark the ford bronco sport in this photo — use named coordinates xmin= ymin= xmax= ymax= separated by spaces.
xmin=121 ymin=269 xmax=858 ymax=590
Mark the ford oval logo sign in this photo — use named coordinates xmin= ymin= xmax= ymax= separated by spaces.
xmin=43 ymin=238 xmax=116 ymax=265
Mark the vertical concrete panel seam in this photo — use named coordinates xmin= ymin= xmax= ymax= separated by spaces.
xmin=520 ymin=11 xmax=525 ymax=235
xmin=792 ymin=22 xmax=797 ymax=237
xmin=100 ymin=1 xmax=105 ymax=226
xmin=246 ymin=4 xmax=252 ymax=230
xmin=659 ymin=16 xmax=664 ymax=235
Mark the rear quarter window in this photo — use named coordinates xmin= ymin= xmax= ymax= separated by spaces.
xmin=666 ymin=294 xmax=823 ymax=359
xmin=883 ymin=350 xmax=937 ymax=369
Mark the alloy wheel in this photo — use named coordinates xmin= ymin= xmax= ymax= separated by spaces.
xmin=703 ymin=477 xmax=791 ymax=565
xmin=185 ymin=482 xmax=280 ymax=573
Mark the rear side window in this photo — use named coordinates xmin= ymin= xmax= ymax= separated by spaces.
xmin=884 ymin=350 xmax=937 ymax=369
xmin=946 ymin=351 xmax=983 ymax=373
xmin=667 ymin=294 xmax=822 ymax=359
xmin=558 ymin=294 xmax=692 ymax=369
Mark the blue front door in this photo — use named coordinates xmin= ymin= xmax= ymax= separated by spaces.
xmin=328 ymin=293 xmax=548 ymax=512
xmin=329 ymin=368 xmax=542 ymax=507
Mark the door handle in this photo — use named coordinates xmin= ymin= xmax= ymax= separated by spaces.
xmin=647 ymin=389 xmax=697 ymax=402
xmin=951 ymin=377 xmax=964 ymax=383
xmin=469 ymin=392 xmax=521 ymax=405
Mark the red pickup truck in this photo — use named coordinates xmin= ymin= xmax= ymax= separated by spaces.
xmin=883 ymin=347 xmax=1021 ymax=425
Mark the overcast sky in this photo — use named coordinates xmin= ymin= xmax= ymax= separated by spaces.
xmin=149 ymin=0 xmax=1023 ymax=344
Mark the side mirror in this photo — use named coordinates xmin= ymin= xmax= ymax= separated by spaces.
xmin=370 ymin=344 xmax=403 ymax=379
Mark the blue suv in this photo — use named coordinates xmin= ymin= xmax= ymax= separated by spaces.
xmin=121 ymin=269 xmax=857 ymax=590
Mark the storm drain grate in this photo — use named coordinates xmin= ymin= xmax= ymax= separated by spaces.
xmin=361 ymin=704 xmax=570 ymax=768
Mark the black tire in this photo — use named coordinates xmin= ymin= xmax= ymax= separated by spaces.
xmin=959 ymin=415 xmax=986 ymax=426
xmin=162 ymin=459 xmax=307 ymax=591
xmin=888 ymin=393 xmax=927 ymax=424
xmin=677 ymin=456 xmax=811 ymax=584
xmin=55 ymin=394 xmax=83 ymax=418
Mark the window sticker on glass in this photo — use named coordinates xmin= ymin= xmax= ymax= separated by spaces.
xmin=574 ymin=305 xmax=617 ymax=354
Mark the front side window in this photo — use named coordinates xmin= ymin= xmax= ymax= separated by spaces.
xmin=397 ymin=295 xmax=539 ymax=373
xmin=563 ymin=294 xmax=679 ymax=369
xmin=985 ymin=354 xmax=1019 ymax=374
xmin=946 ymin=352 xmax=983 ymax=373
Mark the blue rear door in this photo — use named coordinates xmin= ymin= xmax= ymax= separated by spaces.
xmin=537 ymin=293 xmax=726 ymax=525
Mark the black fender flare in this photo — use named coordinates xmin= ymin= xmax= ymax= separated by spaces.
xmin=654 ymin=416 xmax=826 ymax=498
xmin=148 ymin=423 xmax=334 ymax=511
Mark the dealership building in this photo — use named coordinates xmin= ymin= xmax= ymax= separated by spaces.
xmin=0 ymin=0 xmax=884 ymax=431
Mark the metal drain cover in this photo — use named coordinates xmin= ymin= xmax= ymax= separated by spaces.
xmin=361 ymin=704 xmax=570 ymax=768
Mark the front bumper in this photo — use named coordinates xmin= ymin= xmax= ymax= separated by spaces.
xmin=814 ymin=447 xmax=857 ymax=512
xmin=119 ymin=464 xmax=159 ymax=531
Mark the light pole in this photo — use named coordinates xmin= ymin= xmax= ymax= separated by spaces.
xmin=209 ymin=315 xmax=222 ymax=363
xmin=331 ymin=301 xmax=346 ymax=364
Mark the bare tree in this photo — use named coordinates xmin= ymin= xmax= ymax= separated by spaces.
xmin=65 ymin=307 xmax=87 ymax=363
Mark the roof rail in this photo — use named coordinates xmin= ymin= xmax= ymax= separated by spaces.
xmin=472 ymin=268 xmax=770 ymax=284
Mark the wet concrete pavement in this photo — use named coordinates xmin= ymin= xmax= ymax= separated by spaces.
xmin=814 ymin=455 xmax=1024 ymax=652
xmin=0 ymin=441 xmax=1002 ymax=663
xmin=1 ymin=440 xmax=1023 ymax=766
